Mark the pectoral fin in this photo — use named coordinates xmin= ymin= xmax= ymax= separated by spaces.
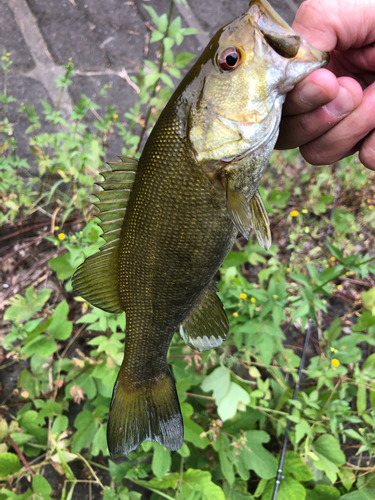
xmin=180 ymin=282 xmax=229 ymax=351
xmin=226 ymin=179 xmax=252 ymax=239
xmin=249 ymin=190 xmax=272 ymax=251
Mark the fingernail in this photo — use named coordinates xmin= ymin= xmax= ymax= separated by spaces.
xmin=325 ymin=86 xmax=355 ymax=118
xmin=300 ymin=82 xmax=329 ymax=106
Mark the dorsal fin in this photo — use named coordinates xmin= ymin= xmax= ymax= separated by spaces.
xmin=72 ymin=156 xmax=138 ymax=313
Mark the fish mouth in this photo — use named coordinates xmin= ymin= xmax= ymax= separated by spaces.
xmin=248 ymin=0 xmax=329 ymax=73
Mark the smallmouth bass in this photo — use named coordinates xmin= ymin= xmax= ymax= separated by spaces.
xmin=72 ymin=0 xmax=328 ymax=457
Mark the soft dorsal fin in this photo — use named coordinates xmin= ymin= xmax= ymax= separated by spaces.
xmin=249 ymin=190 xmax=272 ymax=251
xmin=179 ymin=282 xmax=229 ymax=351
xmin=72 ymin=156 xmax=138 ymax=313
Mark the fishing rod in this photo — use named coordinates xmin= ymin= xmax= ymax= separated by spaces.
xmin=272 ymin=318 xmax=313 ymax=500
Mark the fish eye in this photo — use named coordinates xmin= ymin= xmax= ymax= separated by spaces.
xmin=217 ymin=47 xmax=242 ymax=72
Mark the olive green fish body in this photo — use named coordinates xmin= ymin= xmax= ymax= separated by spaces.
xmin=72 ymin=0 xmax=329 ymax=458
xmin=119 ymin=103 xmax=237 ymax=377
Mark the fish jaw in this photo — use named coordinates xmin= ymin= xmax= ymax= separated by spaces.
xmin=187 ymin=0 xmax=328 ymax=166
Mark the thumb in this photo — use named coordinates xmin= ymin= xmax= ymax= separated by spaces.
xmin=292 ymin=0 xmax=375 ymax=52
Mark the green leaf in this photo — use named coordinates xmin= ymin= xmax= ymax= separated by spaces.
xmin=92 ymin=425 xmax=109 ymax=456
xmin=312 ymin=453 xmax=339 ymax=484
xmin=4 ymin=287 xmax=51 ymax=323
xmin=201 ymin=366 xmax=230 ymax=400
xmin=268 ymin=189 xmax=291 ymax=208
xmin=175 ymin=52 xmax=196 ymax=68
xmin=51 ymin=416 xmax=68 ymax=437
xmin=10 ymin=432 xmax=34 ymax=446
xmin=32 ymin=474 xmax=52 ymax=499
xmin=295 ymin=420 xmax=311 ymax=445
xmin=261 ymin=477 xmax=305 ymax=500
xmin=219 ymin=449 xmax=235 ymax=484
xmin=109 ymin=460 xmax=133 ymax=484
xmin=49 ymin=253 xmax=76 ymax=280
xmin=284 ymin=452 xmax=313 ymax=481
xmin=168 ymin=66 xmax=181 ymax=79
xmin=177 ymin=442 xmax=190 ymax=457
xmin=21 ymin=335 xmax=57 ymax=357
xmin=0 ymin=453 xmax=21 ymax=478
xmin=338 ymin=467 xmax=356 ymax=492
xmin=150 ymin=30 xmax=164 ymax=43
xmin=326 ymin=242 xmax=343 ymax=261
xmin=357 ymin=384 xmax=367 ymax=414
xmin=182 ymin=469 xmax=225 ymax=500
xmin=143 ymin=5 xmax=159 ymax=24
xmin=72 ymin=411 xmax=99 ymax=452
xmin=152 ymin=443 xmax=171 ymax=479
xmin=305 ymin=485 xmax=340 ymax=500
xmin=224 ymin=479 xmax=254 ymax=499
xmin=47 ymin=300 xmax=73 ymax=340
xmin=236 ymin=431 xmax=278 ymax=480
xmin=361 ymin=287 xmax=375 ymax=315
xmin=216 ymin=382 xmax=250 ymax=421
xmin=313 ymin=435 xmax=346 ymax=466
xmin=168 ymin=16 xmax=181 ymax=38
xmin=339 ymin=492 xmax=368 ymax=500
xmin=141 ymin=473 xmax=180 ymax=490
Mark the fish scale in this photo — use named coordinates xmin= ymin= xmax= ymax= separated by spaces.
xmin=72 ymin=0 xmax=329 ymax=457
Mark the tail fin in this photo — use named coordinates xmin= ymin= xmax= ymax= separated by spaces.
xmin=107 ymin=370 xmax=183 ymax=458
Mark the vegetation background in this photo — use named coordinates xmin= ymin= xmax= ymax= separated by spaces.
xmin=1 ymin=0 xmax=375 ymax=499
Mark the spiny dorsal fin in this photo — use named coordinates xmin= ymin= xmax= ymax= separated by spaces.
xmin=72 ymin=156 xmax=138 ymax=313
xmin=180 ymin=282 xmax=229 ymax=351
xmin=249 ymin=190 xmax=272 ymax=251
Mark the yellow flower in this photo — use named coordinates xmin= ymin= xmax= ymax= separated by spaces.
xmin=290 ymin=210 xmax=299 ymax=217
xmin=369 ymin=205 xmax=374 ymax=210
xmin=6 ymin=52 xmax=10 ymax=56
xmin=367 ymin=199 xmax=371 ymax=203
xmin=113 ymin=114 xmax=118 ymax=119
xmin=301 ymin=209 xmax=308 ymax=214
xmin=331 ymin=257 xmax=336 ymax=262
xmin=325 ymin=264 xmax=330 ymax=268
xmin=359 ymin=234 xmax=364 ymax=239
xmin=251 ymin=298 xmax=256 ymax=303
xmin=54 ymin=226 xmax=59 ymax=231
xmin=286 ymin=268 xmax=291 ymax=272
xmin=332 ymin=359 xmax=340 ymax=367
xmin=304 ymin=227 xmax=310 ymax=233
xmin=233 ymin=312 xmax=238 ymax=318
xmin=337 ymin=284 xmax=342 ymax=290
xmin=240 ymin=293 xmax=247 ymax=300
xmin=58 ymin=233 xmax=65 ymax=240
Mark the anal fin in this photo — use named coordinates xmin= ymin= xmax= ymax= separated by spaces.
xmin=180 ymin=282 xmax=229 ymax=351
xmin=249 ymin=190 xmax=272 ymax=251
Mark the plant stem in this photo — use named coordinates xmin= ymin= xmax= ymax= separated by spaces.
xmin=77 ymin=453 xmax=105 ymax=490
xmin=8 ymin=435 xmax=34 ymax=477
xmin=136 ymin=0 xmax=174 ymax=152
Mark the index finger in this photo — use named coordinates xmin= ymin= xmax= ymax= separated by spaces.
xmin=283 ymin=68 xmax=339 ymax=116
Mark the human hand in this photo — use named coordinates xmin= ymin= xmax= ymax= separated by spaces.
xmin=276 ymin=0 xmax=375 ymax=169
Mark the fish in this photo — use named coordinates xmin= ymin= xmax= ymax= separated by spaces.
xmin=72 ymin=0 xmax=328 ymax=458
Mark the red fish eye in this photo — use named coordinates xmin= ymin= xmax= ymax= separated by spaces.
xmin=218 ymin=47 xmax=241 ymax=71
